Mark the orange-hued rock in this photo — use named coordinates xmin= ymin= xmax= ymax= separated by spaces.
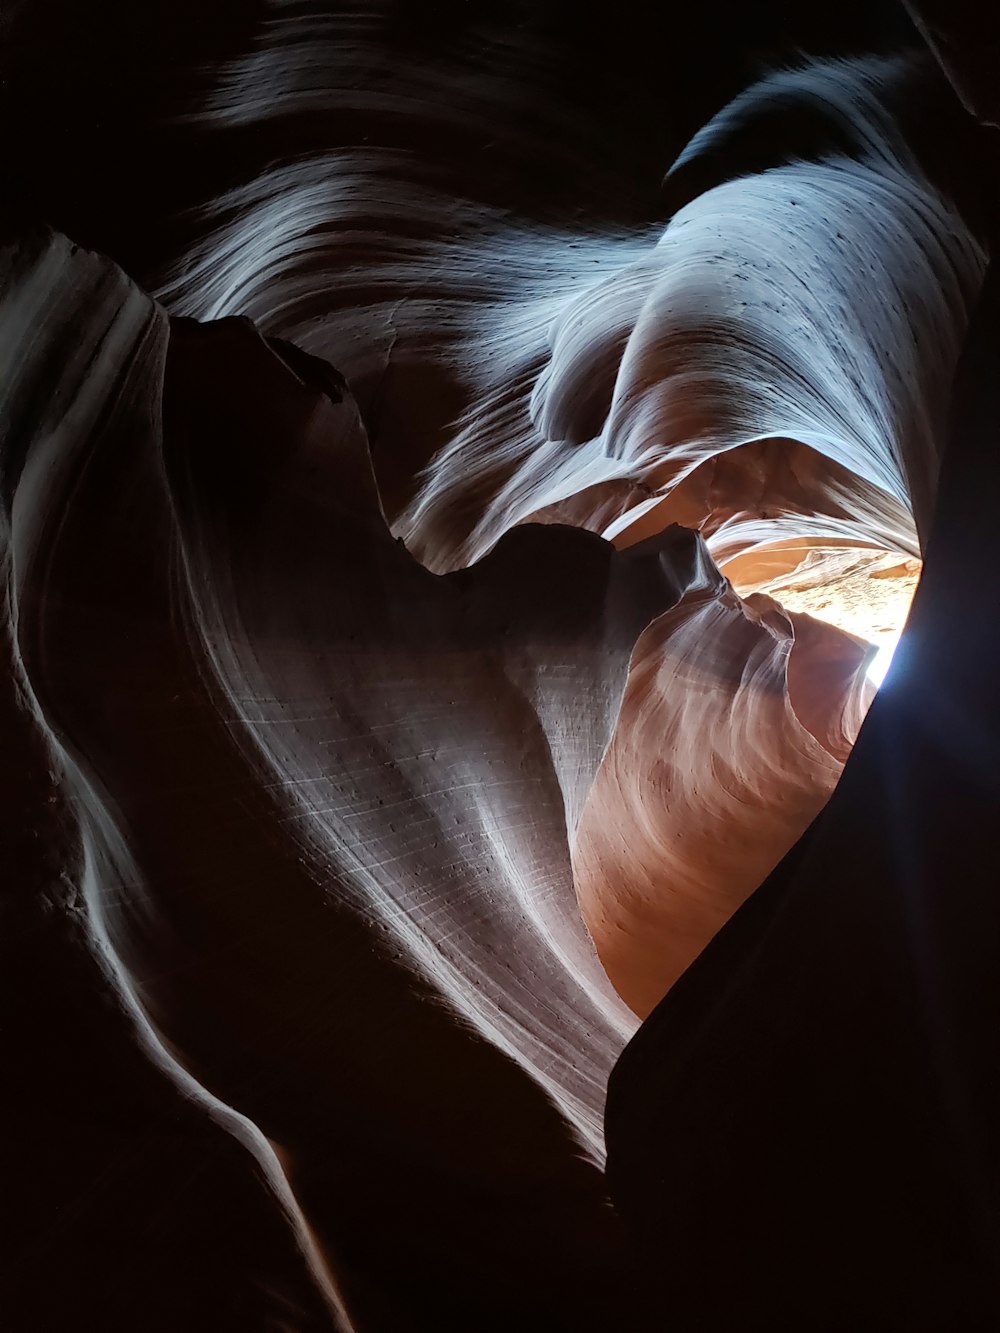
xmin=574 ymin=584 xmax=870 ymax=1017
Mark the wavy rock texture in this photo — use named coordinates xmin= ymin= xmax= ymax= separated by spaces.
xmin=399 ymin=55 xmax=983 ymax=567
xmin=573 ymin=588 xmax=873 ymax=1018
xmin=606 ymin=254 xmax=1000 ymax=1331
xmin=4 ymin=3 xmax=998 ymax=1329
xmin=4 ymin=228 xmax=705 ymax=1330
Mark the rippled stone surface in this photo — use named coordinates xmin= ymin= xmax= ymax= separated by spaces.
xmin=4 ymin=4 xmax=999 ymax=1328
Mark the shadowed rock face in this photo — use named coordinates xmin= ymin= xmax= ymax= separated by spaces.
xmin=606 ymin=257 xmax=1000 ymax=1332
xmin=4 ymin=4 xmax=999 ymax=1329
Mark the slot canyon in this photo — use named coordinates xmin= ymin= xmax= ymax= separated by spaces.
xmin=3 ymin=2 xmax=1000 ymax=1328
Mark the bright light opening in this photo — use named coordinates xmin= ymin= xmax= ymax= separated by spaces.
xmin=728 ymin=548 xmax=919 ymax=694
xmin=865 ymin=630 xmax=902 ymax=688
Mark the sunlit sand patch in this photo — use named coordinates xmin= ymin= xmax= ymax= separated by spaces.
xmin=732 ymin=547 xmax=920 ymax=689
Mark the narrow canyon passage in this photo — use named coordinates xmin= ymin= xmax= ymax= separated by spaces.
xmin=4 ymin=3 xmax=1000 ymax=1330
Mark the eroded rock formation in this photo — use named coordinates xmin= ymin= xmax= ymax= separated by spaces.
xmin=4 ymin=2 xmax=999 ymax=1328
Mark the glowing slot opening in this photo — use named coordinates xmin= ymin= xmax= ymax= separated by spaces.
xmin=865 ymin=631 xmax=902 ymax=688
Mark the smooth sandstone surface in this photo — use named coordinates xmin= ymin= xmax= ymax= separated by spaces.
xmin=4 ymin=3 xmax=999 ymax=1328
